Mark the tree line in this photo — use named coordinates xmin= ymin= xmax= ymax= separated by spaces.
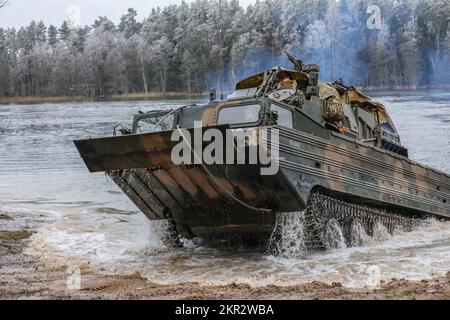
xmin=1 ymin=0 xmax=450 ymax=99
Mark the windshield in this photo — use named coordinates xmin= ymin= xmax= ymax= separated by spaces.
xmin=271 ymin=104 xmax=293 ymax=128
xmin=217 ymin=104 xmax=261 ymax=125
xmin=135 ymin=114 xmax=175 ymax=133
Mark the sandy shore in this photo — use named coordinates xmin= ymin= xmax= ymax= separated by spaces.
xmin=1 ymin=213 xmax=449 ymax=300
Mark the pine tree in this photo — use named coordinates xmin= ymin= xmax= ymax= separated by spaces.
xmin=58 ymin=21 xmax=72 ymax=42
xmin=47 ymin=25 xmax=58 ymax=47
xmin=118 ymin=8 xmax=142 ymax=39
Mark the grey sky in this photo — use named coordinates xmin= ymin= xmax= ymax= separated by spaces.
xmin=0 ymin=0 xmax=257 ymax=28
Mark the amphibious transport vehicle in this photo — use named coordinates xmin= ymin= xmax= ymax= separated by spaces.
xmin=75 ymin=52 xmax=450 ymax=249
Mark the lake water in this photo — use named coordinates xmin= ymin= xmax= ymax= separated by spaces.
xmin=1 ymin=92 xmax=449 ymax=288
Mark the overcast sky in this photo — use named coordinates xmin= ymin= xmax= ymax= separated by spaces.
xmin=0 ymin=0 xmax=257 ymax=28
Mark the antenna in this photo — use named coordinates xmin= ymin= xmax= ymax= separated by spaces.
xmin=331 ymin=26 xmax=334 ymax=82
xmin=219 ymin=0 xmax=224 ymax=100
xmin=329 ymin=2 xmax=336 ymax=82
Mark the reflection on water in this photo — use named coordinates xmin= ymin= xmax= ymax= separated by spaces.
xmin=1 ymin=92 xmax=450 ymax=288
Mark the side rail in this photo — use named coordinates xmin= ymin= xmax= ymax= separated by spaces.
xmin=131 ymin=109 xmax=175 ymax=134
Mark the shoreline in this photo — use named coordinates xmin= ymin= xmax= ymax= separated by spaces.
xmin=0 ymin=92 xmax=206 ymax=105
xmin=1 ymin=235 xmax=449 ymax=300
xmin=2 ymin=85 xmax=450 ymax=105
xmin=362 ymin=84 xmax=450 ymax=92
xmin=0 ymin=213 xmax=449 ymax=300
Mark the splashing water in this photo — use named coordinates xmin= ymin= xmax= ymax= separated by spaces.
xmin=267 ymin=211 xmax=392 ymax=258
xmin=372 ymin=221 xmax=391 ymax=243
xmin=268 ymin=211 xmax=307 ymax=258
xmin=323 ymin=219 xmax=347 ymax=250
xmin=24 ymin=208 xmax=450 ymax=288
xmin=350 ymin=219 xmax=371 ymax=247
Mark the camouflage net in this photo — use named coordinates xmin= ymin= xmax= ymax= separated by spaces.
xmin=319 ymin=82 xmax=345 ymax=123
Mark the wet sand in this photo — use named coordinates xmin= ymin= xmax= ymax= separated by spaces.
xmin=1 ymin=219 xmax=449 ymax=300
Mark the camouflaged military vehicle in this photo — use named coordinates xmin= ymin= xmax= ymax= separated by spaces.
xmin=75 ymin=52 xmax=450 ymax=249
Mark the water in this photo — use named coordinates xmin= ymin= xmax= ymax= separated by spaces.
xmin=268 ymin=211 xmax=308 ymax=258
xmin=1 ymin=91 xmax=450 ymax=288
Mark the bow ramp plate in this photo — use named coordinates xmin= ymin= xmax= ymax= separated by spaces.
xmin=74 ymin=125 xmax=306 ymax=215
xmin=74 ymin=125 xmax=231 ymax=172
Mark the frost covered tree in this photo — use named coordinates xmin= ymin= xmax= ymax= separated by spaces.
xmin=1 ymin=0 xmax=450 ymax=99
xmin=118 ymin=8 xmax=142 ymax=39
xmin=0 ymin=0 xmax=9 ymax=9
xmin=150 ymin=36 xmax=174 ymax=95
xmin=47 ymin=25 xmax=58 ymax=47
xmin=84 ymin=20 xmax=117 ymax=96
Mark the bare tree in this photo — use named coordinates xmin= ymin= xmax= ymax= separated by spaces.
xmin=0 ymin=0 xmax=9 ymax=9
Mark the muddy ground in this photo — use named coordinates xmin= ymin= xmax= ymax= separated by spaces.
xmin=0 ymin=213 xmax=449 ymax=300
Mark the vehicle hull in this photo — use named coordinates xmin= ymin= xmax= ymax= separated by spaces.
xmin=74 ymin=125 xmax=450 ymax=240
xmin=277 ymin=126 xmax=450 ymax=219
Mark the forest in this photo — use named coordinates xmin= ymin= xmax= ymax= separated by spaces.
xmin=1 ymin=0 xmax=450 ymax=99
